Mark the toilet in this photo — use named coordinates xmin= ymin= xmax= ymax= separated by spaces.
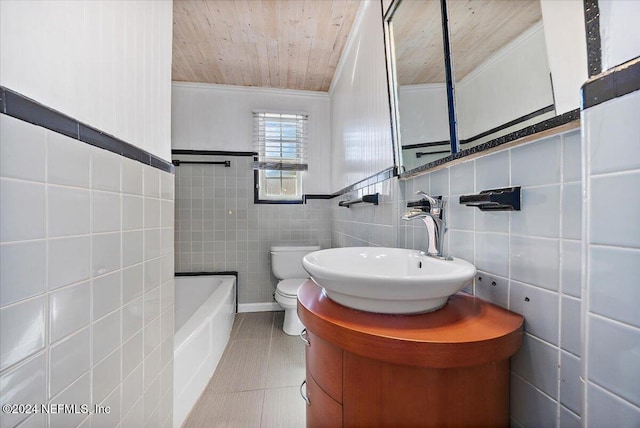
xmin=271 ymin=245 xmax=321 ymax=335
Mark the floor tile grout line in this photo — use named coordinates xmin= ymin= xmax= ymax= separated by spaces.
xmin=204 ymin=384 xmax=303 ymax=395
xmin=184 ymin=310 xmax=307 ymax=426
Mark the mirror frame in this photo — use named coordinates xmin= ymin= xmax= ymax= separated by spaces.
xmin=384 ymin=0 xmax=600 ymax=179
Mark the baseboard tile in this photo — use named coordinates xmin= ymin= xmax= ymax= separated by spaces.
xmin=238 ymin=302 xmax=282 ymax=313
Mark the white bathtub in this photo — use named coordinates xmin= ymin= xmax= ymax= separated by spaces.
xmin=173 ymin=275 xmax=236 ymax=428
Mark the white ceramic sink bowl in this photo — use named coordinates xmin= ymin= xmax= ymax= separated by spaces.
xmin=302 ymin=247 xmax=476 ymax=314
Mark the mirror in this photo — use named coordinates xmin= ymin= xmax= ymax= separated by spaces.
xmin=448 ymin=0 xmax=554 ymax=151
xmin=385 ymin=0 xmax=451 ymax=171
xmin=385 ymin=0 xmax=585 ymax=176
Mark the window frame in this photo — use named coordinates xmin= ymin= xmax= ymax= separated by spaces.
xmin=253 ymin=169 xmax=304 ymax=204
xmin=252 ymin=111 xmax=308 ymax=204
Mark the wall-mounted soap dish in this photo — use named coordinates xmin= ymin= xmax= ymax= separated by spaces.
xmin=459 ymin=187 xmax=521 ymax=211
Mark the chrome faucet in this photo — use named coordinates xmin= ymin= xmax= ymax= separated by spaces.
xmin=401 ymin=191 xmax=451 ymax=260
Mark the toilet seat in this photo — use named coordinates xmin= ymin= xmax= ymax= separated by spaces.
xmin=269 ymin=245 xmax=318 ymax=336
xmin=276 ymin=278 xmax=307 ymax=298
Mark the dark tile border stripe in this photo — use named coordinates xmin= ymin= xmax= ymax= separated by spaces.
xmin=304 ymin=194 xmax=333 ymax=203
xmin=333 ymin=166 xmax=397 ymax=198
xmin=0 ymin=86 xmax=174 ymax=174
xmin=175 ymin=271 xmax=239 ymax=313
xmin=304 ymin=194 xmax=334 ymax=200
xmin=172 ymin=149 xmax=256 ymax=157
xmin=2 ymin=88 xmax=79 ymax=138
xmin=400 ymin=109 xmax=580 ymax=179
xmin=401 ymin=104 xmax=555 ymax=152
xmin=173 ymin=150 xmax=333 ymax=205
xmin=582 ymin=56 xmax=640 ymax=110
xmin=584 ymin=0 xmax=602 ymax=77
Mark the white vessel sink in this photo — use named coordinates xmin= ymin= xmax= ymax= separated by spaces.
xmin=302 ymin=247 xmax=476 ymax=314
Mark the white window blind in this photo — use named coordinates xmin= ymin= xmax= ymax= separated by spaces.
xmin=252 ymin=112 xmax=308 ymax=171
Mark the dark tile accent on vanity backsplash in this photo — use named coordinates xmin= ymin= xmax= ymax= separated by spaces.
xmin=582 ymin=57 xmax=640 ymax=109
xmin=584 ymin=0 xmax=602 ymax=78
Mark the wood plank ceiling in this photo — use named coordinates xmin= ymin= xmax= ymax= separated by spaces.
xmin=393 ymin=0 xmax=542 ymax=85
xmin=172 ymin=0 xmax=361 ymax=92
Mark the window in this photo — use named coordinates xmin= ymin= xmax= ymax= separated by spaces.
xmin=252 ymin=111 xmax=308 ymax=202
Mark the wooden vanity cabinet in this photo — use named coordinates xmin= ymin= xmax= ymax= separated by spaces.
xmin=305 ymin=372 xmax=342 ymax=427
xmin=298 ymin=280 xmax=524 ymax=428
xmin=305 ymin=330 xmax=342 ymax=402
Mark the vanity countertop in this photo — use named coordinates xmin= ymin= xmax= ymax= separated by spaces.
xmin=298 ymin=279 xmax=524 ymax=369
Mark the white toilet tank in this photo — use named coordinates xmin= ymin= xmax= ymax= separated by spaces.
xmin=271 ymin=245 xmax=321 ymax=279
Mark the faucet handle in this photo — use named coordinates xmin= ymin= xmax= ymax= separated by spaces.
xmin=415 ymin=191 xmax=443 ymax=208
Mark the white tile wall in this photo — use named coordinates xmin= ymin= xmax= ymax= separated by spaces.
xmin=0 ymin=114 xmax=174 ymax=428
xmin=561 ymin=183 xmax=582 ymax=240
xmin=47 ymin=133 xmax=91 ymax=188
xmin=512 ymin=333 xmax=559 ymax=399
xmin=560 ymin=296 xmax=581 ymax=356
xmin=332 ymin=128 xmax=584 ymax=426
xmin=0 ymin=115 xmax=46 ymax=182
xmin=583 ymin=89 xmax=640 ymax=425
xmin=48 ymin=186 xmax=91 ymax=237
xmin=510 ymin=236 xmax=560 ymax=291
xmin=122 ymin=196 xmax=144 ymax=230
xmin=475 ymin=233 xmax=509 ymax=277
xmin=49 ymin=329 xmax=91 ymax=398
xmin=50 ymin=373 xmax=91 ymax=428
xmin=587 ymin=315 xmax=640 ymax=406
xmin=560 ymin=351 xmax=581 ymax=415
xmin=0 ymin=353 xmax=47 ymax=428
xmin=0 ymin=241 xmax=47 ymax=306
xmin=590 ymin=171 xmax=640 ymax=248
xmin=48 ymin=237 xmax=91 ymax=290
xmin=92 ymin=191 xmax=121 ymax=233
xmin=509 ymin=281 xmax=559 ymax=345
xmin=587 ymin=383 xmax=640 ymax=427
xmin=560 ymin=240 xmax=582 ymax=298
xmin=49 ymin=282 xmax=90 ymax=343
xmin=0 ymin=296 xmax=47 ymax=371
xmin=92 ymin=271 xmax=121 ymax=320
xmin=559 ymin=406 xmax=581 ymax=428
xmin=511 ymin=136 xmax=561 ymax=186
xmin=589 ymin=246 xmax=640 ymax=328
xmin=511 ymin=184 xmax=561 ymax=238
xmin=476 ymin=150 xmax=510 ymax=189
xmin=475 ymin=273 xmax=508 ymax=308
xmin=0 ymin=178 xmax=46 ymax=242
xmin=510 ymin=373 xmax=558 ymax=428
xmin=332 ymin=181 xmax=397 ymax=250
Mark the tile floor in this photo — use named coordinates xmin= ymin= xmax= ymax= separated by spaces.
xmin=182 ymin=311 xmax=307 ymax=427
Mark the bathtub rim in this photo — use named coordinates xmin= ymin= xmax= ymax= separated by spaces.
xmin=173 ymin=273 xmax=237 ymax=428
xmin=174 ymin=274 xmax=236 ymax=351
xmin=175 ymin=271 xmax=238 ymax=314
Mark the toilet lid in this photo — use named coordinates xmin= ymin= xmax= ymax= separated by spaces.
xmin=278 ymin=278 xmax=308 ymax=297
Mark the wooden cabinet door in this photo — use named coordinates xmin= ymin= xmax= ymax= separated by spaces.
xmin=305 ymin=330 xmax=343 ymax=403
xmin=343 ymin=352 xmax=510 ymax=428
xmin=306 ymin=372 xmax=342 ymax=428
